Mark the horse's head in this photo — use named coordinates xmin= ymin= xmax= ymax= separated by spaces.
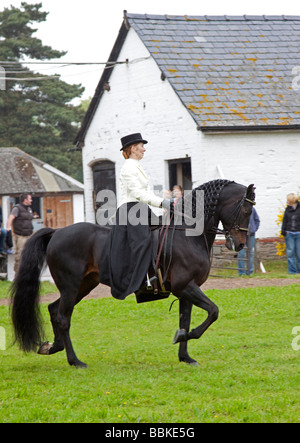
xmin=219 ymin=183 xmax=256 ymax=252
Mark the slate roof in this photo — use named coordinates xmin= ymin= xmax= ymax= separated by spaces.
xmin=126 ymin=13 xmax=300 ymax=130
xmin=75 ymin=13 xmax=300 ymax=146
xmin=0 ymin=148 xmax=83 ymax=195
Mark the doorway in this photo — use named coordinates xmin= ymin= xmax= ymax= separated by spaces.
xmin=168 ymin=158 xmax=192 ymax=191
xmin=92 ymin=161 xmax=116 ymax=221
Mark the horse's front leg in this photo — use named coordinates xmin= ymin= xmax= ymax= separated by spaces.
xmin=173 ymin=283 xmax=219 ymax=364
xmin=175 ymin=298 xmax=198 ymax=365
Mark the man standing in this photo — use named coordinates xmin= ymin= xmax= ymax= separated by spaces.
xmin=6 ymin=194 xmax=34 ymax=274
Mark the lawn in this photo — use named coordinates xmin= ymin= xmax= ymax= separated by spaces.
xmin=0 ymin=280 xmax=57 ymax=301
xmin=0 ymin=283 xmax=299 ymax=423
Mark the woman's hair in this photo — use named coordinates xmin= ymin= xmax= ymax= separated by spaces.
xmin=122 ymin=145 xmax=132 ymax=159
xmin=173 ymin=185 xmax=183 ymax=194
xmin=122 ymin=143 xmax=140 ymax=159
xmin=287 ymin=193 xmax=299 ymax=205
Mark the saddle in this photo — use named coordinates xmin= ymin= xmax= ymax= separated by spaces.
xmin=135 ymin=219 xmax=173 ymax=304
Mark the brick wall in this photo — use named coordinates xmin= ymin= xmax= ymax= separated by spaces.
xmin=213 ymin=237 xmax=285 ymax=267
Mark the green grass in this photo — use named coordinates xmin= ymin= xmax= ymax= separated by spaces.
xmin=0 ymin=281 xmax=57 ymax=301
xmin=0 ymin=284 xmax=299 ymax=423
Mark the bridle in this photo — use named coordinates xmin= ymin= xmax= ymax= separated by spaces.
xmin=209 ymin=192 xmax=256 ymax=239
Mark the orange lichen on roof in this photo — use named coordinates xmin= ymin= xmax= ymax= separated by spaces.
xmin=168 ymin=68 xmax=178 ymax=74
xmin=230 ymin=109 xmax=249 ymax=121
xmin=199 ymin=94 xmax=213 ymax=103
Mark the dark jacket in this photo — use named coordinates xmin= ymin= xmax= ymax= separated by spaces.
xmin=12 ymin=203 xmax=33 ymax=236
xmin=281 ymin=201 xmax=300 ymax=236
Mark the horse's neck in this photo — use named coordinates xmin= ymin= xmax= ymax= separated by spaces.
xmin=205 ymin=232 xmax=217 ymax=251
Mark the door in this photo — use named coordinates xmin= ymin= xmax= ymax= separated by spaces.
xmin=92 ymin=161 xmax=116 ymax=223
xmin=43 ymin=195 xmax=73 ymax=228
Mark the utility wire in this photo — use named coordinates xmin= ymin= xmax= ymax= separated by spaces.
xmin=0 ymin=60 xmax=127 ymax=65
xmin=0 ymin=57 xmax=150 ymax=81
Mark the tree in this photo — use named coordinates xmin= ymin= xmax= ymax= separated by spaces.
xmin=0 ymin=2 xmax=84 ymax=181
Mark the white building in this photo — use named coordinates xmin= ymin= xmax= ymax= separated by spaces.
xmin=75 ymin=13 xmax=300 ymax=239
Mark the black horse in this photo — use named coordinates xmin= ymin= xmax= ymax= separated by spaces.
xmin=11 ymin=180 xmax=255 ymax=367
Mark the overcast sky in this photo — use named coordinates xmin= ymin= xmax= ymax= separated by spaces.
xmin=1 ymin=0 xmax=299 ymax=100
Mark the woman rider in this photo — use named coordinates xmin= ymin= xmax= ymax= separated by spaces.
xmin=100 ymin=133 xmax=172 ymax=299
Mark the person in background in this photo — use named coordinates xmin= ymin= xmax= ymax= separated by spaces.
xmin=6 ymin=194 xmax=35 ymax=274
xmin=172 ymin=185 xmax=183 ymax=206
xmin=238 ymin=206 xmax=260 ymax=275
xmin=281 ymin=193 xmax=300 ymax=274
xmin=0 ymin=205 xmax=7 ymax=258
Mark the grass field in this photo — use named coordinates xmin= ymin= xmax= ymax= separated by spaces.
xmin=0 ymin=282 xmax=299 ymax=423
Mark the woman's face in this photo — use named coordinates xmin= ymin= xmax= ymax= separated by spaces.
xmin=173 ymin=187 xmax=183 ymax=199
xmin=130 ymin=143 xmax=146 ymax=160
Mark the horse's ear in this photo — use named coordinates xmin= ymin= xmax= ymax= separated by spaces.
xmin=246 ymin=184 xmax=256 ymax=201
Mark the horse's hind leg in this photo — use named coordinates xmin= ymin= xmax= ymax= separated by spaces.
xmin=38 ymin=298 xmax=64 ymax=356
xmin=39 ymin=273 xmax=100 ymax=367
xmin=55 ymin=291 xmax=87 ymax=368
xmin=59 ymin=274 xmax=99 ymax=367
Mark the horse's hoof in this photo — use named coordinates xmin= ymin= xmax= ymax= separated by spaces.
xmin=37 ymin=342 xmax=53 ymax=355
xmin=179 ymin=356 xmax=199 ymax=366
xmin=173 ymin=329 xmax=188 ymax=344
xmin=69 ymin=359 xmax=88 ymax=369
xmin=74 ymin=361 xmax=88 ymax=369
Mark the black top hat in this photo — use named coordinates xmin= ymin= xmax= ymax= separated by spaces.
xmin=120 ymin=133 xmax=148 ymax=150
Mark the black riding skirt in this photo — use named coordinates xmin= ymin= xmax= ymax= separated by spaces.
xmin=99 ymin=202 xmax=158 ymax=300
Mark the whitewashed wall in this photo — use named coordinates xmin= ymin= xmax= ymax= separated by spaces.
xmin=82 ymin=28 xmax=300 ymax=239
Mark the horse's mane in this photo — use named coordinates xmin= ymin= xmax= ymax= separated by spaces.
xmin=181 ymin=179 xmax=234 ymax=220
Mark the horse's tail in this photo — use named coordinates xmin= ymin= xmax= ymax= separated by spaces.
xmin=10 ymin=227 xmax=56 ymax=352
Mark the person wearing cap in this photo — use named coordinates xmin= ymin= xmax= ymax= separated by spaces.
xmin=100 ymin=133 xmax=172 ymax=299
